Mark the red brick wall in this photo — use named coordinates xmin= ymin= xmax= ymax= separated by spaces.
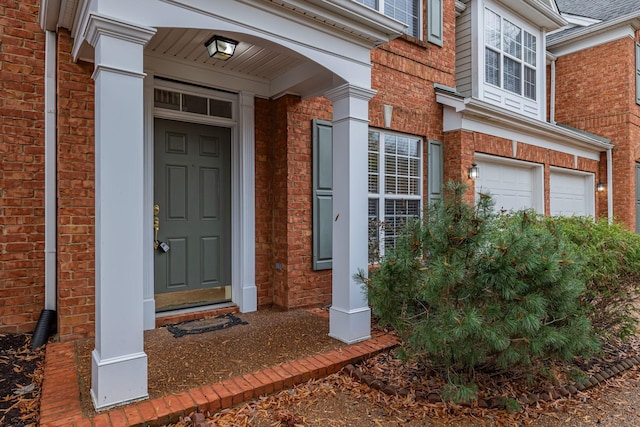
xmin=56 ymin=30 xmax=95 ymax=341
xmin=262 ymin=95 xmax=334 ymax=310
xmin=553 ymin=36 xmax=640 ymax=228
xmin=0 ymin=0 xmax=46 ymax=333
xmin=255 ymin=97 xmax=274 ymax=308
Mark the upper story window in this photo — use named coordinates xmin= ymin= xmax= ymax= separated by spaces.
xmin=484 ymin=8 xmax=537 ymax=101
xmin=356 ymin=0 xmax=421 ymax=39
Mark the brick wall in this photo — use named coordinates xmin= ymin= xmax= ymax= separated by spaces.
xmin=553 ymin=36 xmax=640 ymax=228
xmin=263 ymin=95 xmax=334 ymax=310
xmin=254 ymin=97 xmax=274 ymax=308
xmin=0 ymin=0 xmax=46 ymax=333
xmin=56 ymin=30 xmax=95 ymax=341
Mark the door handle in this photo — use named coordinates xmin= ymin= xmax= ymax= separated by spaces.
xmin=153 ymin=203 xmax=160 ymax=250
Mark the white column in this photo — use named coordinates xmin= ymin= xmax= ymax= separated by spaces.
xmin=235 ymin=91 xmax=257 ymax=312
xmin=86 ymin=15 xmax=156 ymax=410
xmin=142 ymin=70 xmax=156 ymax=330
xmin=326 ymin=83 xmax=375 ymax=344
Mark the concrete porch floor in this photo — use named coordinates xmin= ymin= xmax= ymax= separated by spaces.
xmin=39 ymin=308 xmax=398 ymax=426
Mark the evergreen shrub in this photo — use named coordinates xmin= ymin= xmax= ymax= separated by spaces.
xmin=554 ymin=217 xmax=640 ymax=340
xmin=363 ymin=182 xmax=599 ymax=401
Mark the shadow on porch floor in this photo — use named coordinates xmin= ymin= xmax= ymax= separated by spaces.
xmin=39 ymin=307 xmax=398 ymax=426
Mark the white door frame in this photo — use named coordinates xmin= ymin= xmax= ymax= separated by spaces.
xmin=142 ymin=73 xmax=257 ymax=329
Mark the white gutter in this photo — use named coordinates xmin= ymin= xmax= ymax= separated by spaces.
xmin=44 ymin=30 xmax=57 ymax=311
xmin=549 ymin=56 xmax=556 ymax=125
xmin=607 ymin=147 xmax=613 ymax=224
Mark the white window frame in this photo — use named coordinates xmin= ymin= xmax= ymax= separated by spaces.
xmin=355 ymin=0 xmax=423 ymax=39
xmin=368 ymin=129 xmax=423 ymax=259
xmin=483 ymin=7 xmax=537 ymax=101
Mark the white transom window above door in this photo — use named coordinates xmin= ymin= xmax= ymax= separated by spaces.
xmin=474 ymin=154 xmax=544 ymax=214
xmin=549 ymin=168 xmax=595 ymax=218
xmin=368 ymin=130 xmax=423 ymax=261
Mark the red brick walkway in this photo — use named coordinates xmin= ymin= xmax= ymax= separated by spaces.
xmin=39 ymin=331 xmax=398 ymax=426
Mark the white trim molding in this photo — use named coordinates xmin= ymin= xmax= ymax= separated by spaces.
xmin=436 ymin=89 xmax=611 ymax=160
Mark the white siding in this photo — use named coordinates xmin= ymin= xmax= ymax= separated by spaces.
xmin=455 ymin=5 xmax=473 ymax=97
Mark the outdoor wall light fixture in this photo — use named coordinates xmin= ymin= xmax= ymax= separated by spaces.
xmin=468 ymin=163 xmax=479 ymax=179
xmin=204 ymin=35 xmax=238 ymax=60
xmin=597 ymin=181 xmax=605 ymax=192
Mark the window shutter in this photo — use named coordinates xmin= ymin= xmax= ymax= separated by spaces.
xmin=312 ymin=120 xmax=333 ymax=270
xmin=636 ymin=43 xmax=640 ymax=106
xmin=428 ymin=140 xmax=443 ymax=203
xmin=427 ymin=0 xmax=444 ymax=47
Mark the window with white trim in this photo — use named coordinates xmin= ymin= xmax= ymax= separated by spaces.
xmin=368 ymin=130 xmax=422 ymax=259
xmin=484 ymin=8 xmax=537 ymax=100
xmin=356 ymin=0 xmax=421 ymax=39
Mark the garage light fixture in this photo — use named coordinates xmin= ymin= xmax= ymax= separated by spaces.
xmin=597 ymin=181 xmax=605 ymax=192
xmin=204 ymin=35 xmax=238 ymax=60
xmin=468 ymin=163 xmax=479 ymax=180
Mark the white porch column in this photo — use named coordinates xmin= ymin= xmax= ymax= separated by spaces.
xmin=86 ymin=15 xmax=156 ymax=410
xmin=234 ymin=91 xmax=257 ymax=313
xmin=326 ymin=83 xmax=375 ymax=344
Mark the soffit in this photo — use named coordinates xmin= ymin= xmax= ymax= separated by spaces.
xmin=146 ymin=28 xmax=307 ymax=82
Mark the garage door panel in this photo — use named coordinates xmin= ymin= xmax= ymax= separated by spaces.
xmin=476 ymin=161 xmax=535 ymax=212
xmin=550 ymin=172 xmax=593 ymax=217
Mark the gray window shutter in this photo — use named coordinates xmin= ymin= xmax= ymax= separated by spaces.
xmin=428 ymin=140 xmax=443 ymax=203
xmin=312 ymin=120 xmax=333 ymax=270
xmin=636 ymin=43 xmax=640 ymax=105
xmin=427 ymin=0 xmax=444 ymax=47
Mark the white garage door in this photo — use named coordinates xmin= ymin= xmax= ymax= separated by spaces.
xmin=475 ymin=160 xmax=537 ymax=213
xmin=550 ymin=171 xmax=594 ymax=217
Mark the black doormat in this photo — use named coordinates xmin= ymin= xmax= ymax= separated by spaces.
xmin=167 ymin=313 xmax=248 ymax=338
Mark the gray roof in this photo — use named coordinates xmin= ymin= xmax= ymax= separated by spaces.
xmin=554 ymin=0 xmax=639 ymax=21
xmin=548 ymin=0 xmax=640 ymax=43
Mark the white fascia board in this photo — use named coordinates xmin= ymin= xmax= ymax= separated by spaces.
xmin=455 ymin=0 xmax=466 ymax=17
xmin=436 ymin=92 xmax=611 ymax=160
xmin=548 ymin=12 xmax=640 ymax=56
xmin=493 ymin=0 xmax=567 ymax=30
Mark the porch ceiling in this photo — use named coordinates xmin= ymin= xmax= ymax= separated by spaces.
xmin=147 ymin=28 xmax=307 ymax=82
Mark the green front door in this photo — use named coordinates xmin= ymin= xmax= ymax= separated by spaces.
xmin=154 ymin=118 xmax=231 ymax=311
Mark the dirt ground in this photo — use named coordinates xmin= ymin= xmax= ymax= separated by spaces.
xmin=0 ymin=333 xmax=43 ymax=427
xmin=4 ymin=308 xmax=640 ymax=426
xmin=170 ymin=359 xmax=640 ymax=427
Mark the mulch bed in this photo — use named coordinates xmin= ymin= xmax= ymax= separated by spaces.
xmin=171 ymin=333 xmax=640 ymax=426
xmin=0 ymin=333 xmax=45 ymax=427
